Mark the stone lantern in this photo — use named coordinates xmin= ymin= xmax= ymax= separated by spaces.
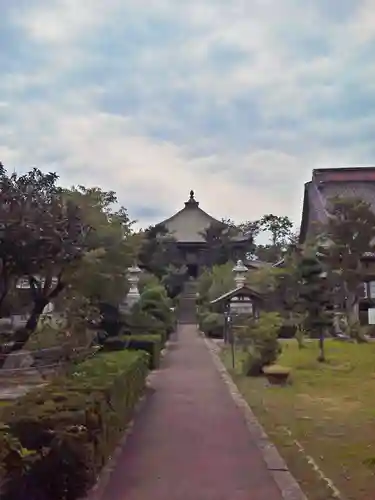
xmin=119 ymin=264 xmax=142 ymax=313
xmin=232 ymin=259 xmax=248 ymax=288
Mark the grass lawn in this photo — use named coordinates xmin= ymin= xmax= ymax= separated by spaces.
xmin=221 ymin=339 xmax=375 ymax=500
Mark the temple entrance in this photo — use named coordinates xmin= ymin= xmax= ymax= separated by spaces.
xmin=187 ymin=263 xmax=198 ymax=279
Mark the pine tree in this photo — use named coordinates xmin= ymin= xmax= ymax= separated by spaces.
xmin=299 ymin=254 xmax=333 ymax=362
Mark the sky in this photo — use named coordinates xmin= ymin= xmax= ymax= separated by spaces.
xmin=1 ymin=0 xmax=375 ymax=231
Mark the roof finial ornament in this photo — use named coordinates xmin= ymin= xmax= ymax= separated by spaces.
xmin=185 ymin=189 xmax=199 ymax=208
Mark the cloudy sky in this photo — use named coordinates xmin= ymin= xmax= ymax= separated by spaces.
xmin=1 ymin=0 xmax=375 ymax=230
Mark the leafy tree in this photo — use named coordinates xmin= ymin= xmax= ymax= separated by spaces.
xmin=260 ymin=214 xmax=293 ymax=246
xmin=299 ymin=254 xmax=333 ymax=362
xmin=287 ymin=230 xmax=300 ymax=251
xmin=201 ymin=220 xmax=254 ymax=268
xmin=64 ymin=186 xmax=137 ymax=306
xmin=51 ymin=287 xmax=100 ymax=350
xmin=0 ymin=166 xmax=60 ymax=310
xmin=238 ymin=219 xmax=261 ymax=242
xmin=196 ymin=263 xmax=234 ymax=338
xmin=137 ymin=224 xmax=183 ymax=283
xmin=318 ymin=197 xmax=375 ymax=331
xmin=60 ymin=186 xmax=140 ymax=345
xmin=138 ymin=272 xmax=161 ymax=293
xmin=0 ymin=169 xmax=141 ymax=366
xmin=254 ymin=244 xmax=283 ymax=263
xmin=197 ymin=262 xmax=235 ymax=305
xmin=254 ymin=214 xmax=294 ymax=263
xmin=161 ymin=263 xmax=187 ymax=299
xmin=0 ymin=167 xmax=90 ymax=365
xmin=246 ymin=253 xmax=306 ymax=346
xmin=246 ymin=266 xmax=279 ymax=295
xmin=274 ymin=252 xmax=307 ymax=347
xmin=200 ymin=221 xmax=235 ymax=267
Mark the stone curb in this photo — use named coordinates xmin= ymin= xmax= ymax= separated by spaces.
xmin=84 ymin=338 xmax=172 ymax=500
xmin=203 ymin=336 xmax=308 ymax=500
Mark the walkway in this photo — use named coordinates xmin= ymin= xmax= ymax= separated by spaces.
xmin=98 ymin=325 xmax=295 ymax=500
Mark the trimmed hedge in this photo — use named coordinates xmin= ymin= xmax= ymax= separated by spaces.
xmin=0 ymin=349 xmax=149 ymax=500
xmin=120 ymin=326 xmax=168 ymax=347
xmin=102 ymin=334 xmax=162 ymax=370
xmin=199 ymin=312 xmax=225 ymax=338
xmin=123 ymin=334 xmax=162 ymax=369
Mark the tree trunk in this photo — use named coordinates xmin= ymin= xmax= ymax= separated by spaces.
xmin=0 ymin=287 xmax=9 ymax=311
xmin=345 ymin=287 xmax=359 ymax=325
xmin=317 ymin=327 xmax=326 ymax=362
xmin=333 ymin=310 xmax=343 ymax=336
xmin=0 ymin=276 xmax=66 ymax=368
xmin=0 ymin=299 xmax=47 ymax=369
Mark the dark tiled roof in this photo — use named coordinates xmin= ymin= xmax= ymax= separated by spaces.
xmin=313 ymin=166 xmax=375 ymax=183
xmin=299 ymin=167 xmax=375 ymax=243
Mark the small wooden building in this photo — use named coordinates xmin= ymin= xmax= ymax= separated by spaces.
xmin=210 ymin=284 xmax=263 ymax=317
xmin=210 ymin=284 xmax=263 ymax=341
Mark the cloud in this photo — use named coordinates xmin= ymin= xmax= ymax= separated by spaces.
xmin=1 ymin=0 xmax=375 ymax=232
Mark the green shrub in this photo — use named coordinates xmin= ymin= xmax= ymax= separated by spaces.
xmin=197 ymin=306 xmax=209 ymax=326
xmin=0 ymin=425 xmax=38 ymax=496
xmin=122 ymin=334 xmax=162 ymax=369
xmin=101 ymin=333 xmax=162 ymax=370
xmin=240 ymin=312 xmax=283 ymax=376
xmin=0 ymin=350 xmax=149 ymax=500
xmin=139 ymin=285 xmax=175 ymax=334
xmin=124 ymin=303 xmax=168 ymax=344
xmin=120 ymin=285 xmax=176 ymax=342
xmin=200 ymin=312 xmax=225 ymax=338
xmin=242 ymin=347 xmax=263 ymax=376
xmin=100 ymin=336 xmax=129 ymax=351
xmin=197 ymin=263 xmax=235 ymax=304
xmin=138 ymin=272 xmax=161 ymax=293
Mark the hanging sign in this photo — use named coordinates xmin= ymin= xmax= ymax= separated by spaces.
xmin=229 ymin=296 xmax=253 ymax=314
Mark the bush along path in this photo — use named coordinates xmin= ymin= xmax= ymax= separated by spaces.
xmin=90 ymin=325 xmax=306 ymax=500
xmin=0 ymin=350 xmax=150 ymax=500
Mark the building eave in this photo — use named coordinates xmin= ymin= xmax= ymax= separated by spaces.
xmin=299 ymin=182 xmax=310 ymax=244
xmin=159 ymin=205 xmax=223 ymax=229
xmin=210 ymin=284 xmax=263 ymax=305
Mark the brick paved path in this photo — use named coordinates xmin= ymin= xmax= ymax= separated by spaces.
xmin=100 ymin=325 xmax=287 ymax=500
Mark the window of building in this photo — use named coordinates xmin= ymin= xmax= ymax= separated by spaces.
xmin=369 ymin=281 xmax=375 ymax=298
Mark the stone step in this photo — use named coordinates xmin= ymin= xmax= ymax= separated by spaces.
xmin=178 ymin=304 xmax=196 ymax=311
xmin=178 ymin=281 xmax=197 ymax=324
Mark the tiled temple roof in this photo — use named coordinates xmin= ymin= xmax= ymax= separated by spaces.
xmin=159 ymin=190 xmax=249 ymax=244
xmin=300 ymin=167 xmax=375 ymax=244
